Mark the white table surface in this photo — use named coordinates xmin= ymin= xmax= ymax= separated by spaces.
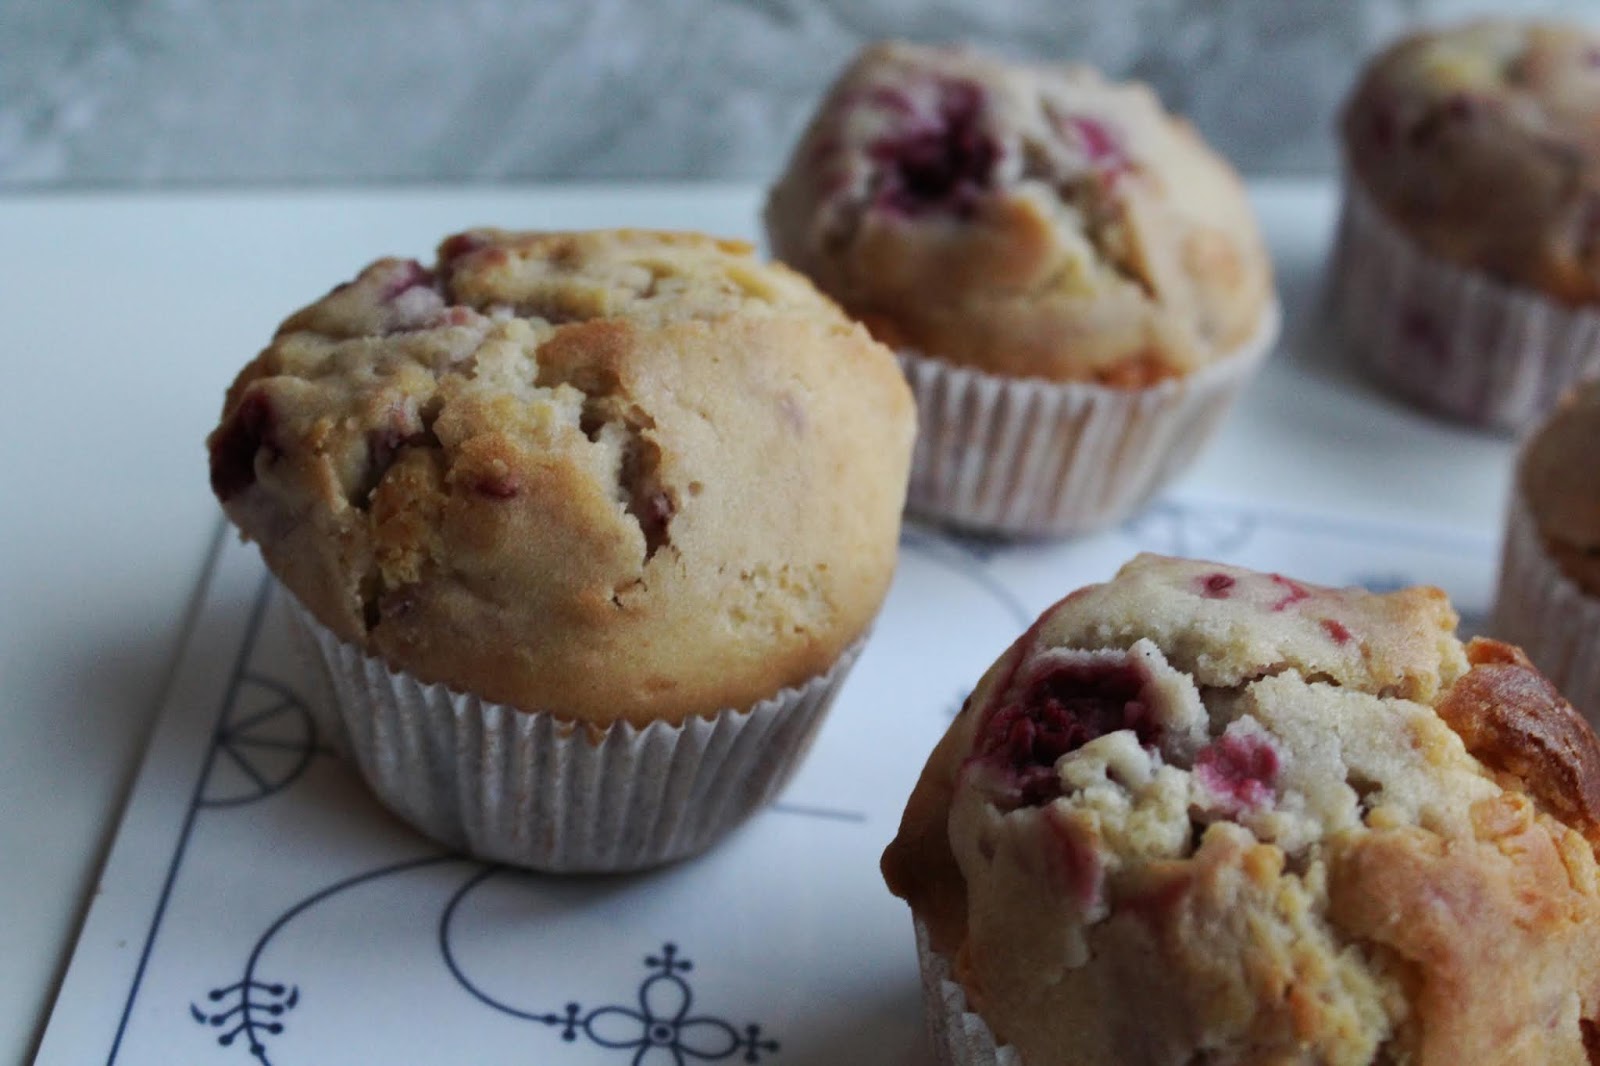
xmin=0 ymin=179 xmax=1515 ymax=1061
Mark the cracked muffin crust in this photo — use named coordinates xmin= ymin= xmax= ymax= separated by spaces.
xmin=1518 ymin=380 xmax=1600 ymax=598
xmin=209 ymin=229 xmax=915 ymax=728
xmin=885 ymin=554 xmax=1600 ymax=1065
xmin=1342 ymin=20 xmax=1600 ymax=304
xmin=1493 ymin=380 xmax=1600 ymax=727
xmin=765 ymin=41 xmax=1274 ymax=384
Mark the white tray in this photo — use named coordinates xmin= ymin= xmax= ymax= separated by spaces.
xmin=35 ymin=494 xmax=1493 ymax=1065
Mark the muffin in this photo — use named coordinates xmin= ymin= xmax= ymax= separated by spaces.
xmin=1494 ymin=379 xmax=1600 ymax=725
xmin=208 ymin=228 xmax=916 ymax=871
xmin=766 ymin=42 xmax=1278 ymax=536
xmin=885 ymin=553 xmax=1600 ymax=1064
xmin=1334 ymin=19 xmax=1600 ymax=430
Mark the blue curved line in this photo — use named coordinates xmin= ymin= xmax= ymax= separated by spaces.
xmin=437 ymin=870 xmax=775 ymax=1063
xmin=438 ymin=864 xmax=568 ymax=1024
xmin=900 ymin=527 xmax=1032 ymax=627
xmin=235 ymin=673 xmax=315 ymax=718
xmin=584 ymin=1005 xmax=651 ymax=1049
xmin=230 ymin=853 xmax=461 ymax=1062
xmin=109 ymin=554 xmax=263 ymax=1066
xmin=672 ymin=1015 xmax=743 ymax=1061
xmin=217 ymin=743 xmax=273 ymax=794
xmin=641 ymin=971 xmax=693 ymax=1023
xmin=200 ymin=677 xmax=324 ymax=809
xmin=199 ymin=721 xmax=321 ymax=810
xmin=221 ymin=699 xmax=294 ymax=738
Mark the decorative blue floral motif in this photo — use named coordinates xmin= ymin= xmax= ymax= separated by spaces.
xmin=189 ymin=981 xmax=298 ymax=1062
xmin=442 ymin=868 xmax=780 ymax=1063
xmin=200 ymin=673 xmax=325 ymax=808
xmin=193 ymin=857 xmax=786 ymax=1066
xmin=537 ymin=944 xmax=780 ymax=1065
xmin=189 ymin=854 xmax=459 ymax=1065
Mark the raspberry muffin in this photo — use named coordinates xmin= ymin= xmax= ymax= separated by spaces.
xmin=766 ymin=42 xmax=1278 ymax=536
xmin=885 ymin=554 xmax=1600 ymax=1064
xmin=1335 ymin=19 xmax=1600 ymax=430
xmin=1494 ymin=379 xmax=1600 ymax=725
xmin=208 ymin=228 xmax=916 ymax=871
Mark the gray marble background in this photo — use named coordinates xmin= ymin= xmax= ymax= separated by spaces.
xmin=4 ymin=0 xmax=1598 ymax=187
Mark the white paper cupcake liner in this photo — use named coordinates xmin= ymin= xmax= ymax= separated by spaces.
xmin=898 ymin=302 xmax=1279 ymax=538
xmin=1330 ymin=171 xmax=1600 ymax=432
xmin=288 ymin=600 xmax=862 ymax=873
xmin=1492 ymin=499 xmax=1600 ymax=726
xmin=914 ymin=919 xmax=1021 ymax=1066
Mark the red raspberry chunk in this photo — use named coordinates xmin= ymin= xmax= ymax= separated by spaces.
xmin=1195 ymin=730 xmax=1280 ymax=812
xmin=972 ymin=658 xmax=1157 ymax=809
xmin=869 ymin=79 xmax=999 ymax=220
xmin=209 ymin=390 xmax=277 ymax=501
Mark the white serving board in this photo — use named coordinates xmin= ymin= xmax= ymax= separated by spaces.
xmin=36 ymin=493 xmax=1494 ymax=1065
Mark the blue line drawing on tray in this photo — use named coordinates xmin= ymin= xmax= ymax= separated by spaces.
xmin=189 ymin=854 xmax=459 ymax=1065
xmin=112 ymin=501 xmax=1495 ymax=1064
xmin=188 ymin=983 xmax=297 ymax=1060
xmin=200 ymin=674 xmax=329 ymax=808
xmin=441 ymin=867 xmax=779 ymax=1064
xmin=900 ymin=528 xmax=1032 ymax=627
xmin=188 ymin=853 xmax=787 ymax=1064
xmin=110 ymin=571 xmax=277 ymax=1063
xmin=1124 ymin=500 xmax=1259 ymax=559
xmin=910 ymin=524 xmax=1010 ymax=564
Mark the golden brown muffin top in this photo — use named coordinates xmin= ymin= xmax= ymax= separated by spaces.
xmin=1521 ymin=379 xmax=1600 ymax=596
xmin=765 ymin=41 xmax=1275 ymax=385
xmin=1343 ymin=19 xmax=1600 ymax=304
xmin=885 ymin=554 xmax=1600 ymax=1065
xmin=209 ymin=229 xmax=915 ymax=727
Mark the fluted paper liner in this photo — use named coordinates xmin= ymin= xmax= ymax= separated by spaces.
xmin=290 ymin=601 xmax=862 ymax=873
xmin=1492 ymin=499 xmax=1600 ymax=727
xmin=914 ymin=919 xmax=1021 ymax=1066
xmin=1330 ymin=172 xmax=1600 ymax=432
xmin=899 ymin=303 xmax=1279 ymax=537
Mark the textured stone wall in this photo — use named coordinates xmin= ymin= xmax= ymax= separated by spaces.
xmin=2 ymin=0 xmax=1596 ymax=186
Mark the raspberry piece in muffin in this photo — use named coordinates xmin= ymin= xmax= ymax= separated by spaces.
xmin=887 ymin=554 xmax=1600 ymax=1065
xmin=209 ymin=228 xmax=915 ymax=727
xmin=869 ymin=78 xmax=998 ymax=219
xmin=767 ymin=42 xmax=1278 ymax=537
xmin=767 ymin=41 xmax=1274 ymax=384
xmin=971 ymin=651 xmax=1168 ymax=810
xmin=208 ymin=228 xmax=917 ymax=872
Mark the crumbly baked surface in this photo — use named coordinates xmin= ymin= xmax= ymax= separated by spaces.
xmin=1342 ymin=19 xmax=1600 ymax=304
xmin=208 ymin=229 xmax=915 ymax=727
xmin=1521 ymin=380 xmax=1600 ymax=597
xmin=884 ymin=554 xmax=1600 ymax=1065
xmin=764 ymin=42 xmax=1273 ymax=385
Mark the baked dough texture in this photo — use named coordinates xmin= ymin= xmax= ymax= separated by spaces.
xmin=885 ymin=553 xmax=1600 ymax=1065
xmin=1520 ymin=379 xmax=1600 ymax=597
xmin=766 ymin=41 xmax=1273 ymax=384
xmin=208 ymin=229 xmax=915 ymax=727
xmin=1343 ymin=19 xmax=1600 ymax=304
